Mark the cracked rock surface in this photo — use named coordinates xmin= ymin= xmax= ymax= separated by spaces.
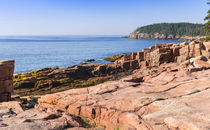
xmin=0 ymin=101 xmax=96 ymax=130
xmin=35 ymin=61 xmax=210 ymax=130
xmin=1 ymin=59 xmax=210 ymax=130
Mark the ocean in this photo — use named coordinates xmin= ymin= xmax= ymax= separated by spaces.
xmin=0 ymin=36 xmax=183 ymax=74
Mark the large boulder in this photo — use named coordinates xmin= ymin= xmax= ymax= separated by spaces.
xmin=177 ymin=45 xmax=189 ymax=63
xmin=193 ymin=56 xmax=210 ymax=69
xmin=149 ymin=48 xmax=173 ymax=67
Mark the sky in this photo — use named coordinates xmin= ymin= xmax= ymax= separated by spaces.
xmin=0 ymin=0 xmax=208 ymax=36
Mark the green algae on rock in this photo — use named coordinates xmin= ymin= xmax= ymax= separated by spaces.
xmin=13 ymin=64 xmax=128 ymax=96
xmin=104 ymin=54 xmax=126 ymax=62
xmin=80 ymin=59 xmax=95 ymax=65
xmin=84 ymin=59 xmax=95 ymax=62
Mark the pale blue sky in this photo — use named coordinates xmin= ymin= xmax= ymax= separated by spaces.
xmin=0 ymin=0 xmax=208 ymax=35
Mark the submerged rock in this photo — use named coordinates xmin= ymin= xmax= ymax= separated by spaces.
xmin=80 ymin=59 xmax=95 ymax=65
xmin=84 ymin=59 xmax=95 ymax=62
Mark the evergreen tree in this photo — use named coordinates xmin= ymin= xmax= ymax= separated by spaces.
xmin=204 ymin=1 xmax=210 ymax=39
xmin=135 ymin=23 xmax=205 ymax=37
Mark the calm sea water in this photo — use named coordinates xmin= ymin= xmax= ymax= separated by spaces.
xmin=0 ymin=36 xmax=183 ymax=74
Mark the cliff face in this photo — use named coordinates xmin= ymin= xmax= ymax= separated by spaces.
xmin=128 ymin=32 xmax=205 ymax=41
xmin=127 ymin=23 xmax=205 ymax=41
xmin=115 ymin=41 xmax=210 ymax=70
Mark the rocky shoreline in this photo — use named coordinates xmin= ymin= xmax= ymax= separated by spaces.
xmin=13 ymin=62 xmax=131 ymax=97
xmin=126 ymin=32 xmax=205 ymax=41
xmin=0 ymin=40 xmax=210 ymax=129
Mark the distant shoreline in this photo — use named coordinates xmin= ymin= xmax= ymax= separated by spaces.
xmin=126 ymin=23 xmax=205 ymax=41
xmin=124 ymin=34 xmax=205 ymax=41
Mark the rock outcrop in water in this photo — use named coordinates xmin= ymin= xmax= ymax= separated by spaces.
xmin=0 ymin=60 xmax=14 ymax=102
xmin=1 ymin=41 xmax=210 ymax=129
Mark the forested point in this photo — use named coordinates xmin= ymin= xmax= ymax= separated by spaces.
xmin=135 ymin=23 xmax=205 ymax=36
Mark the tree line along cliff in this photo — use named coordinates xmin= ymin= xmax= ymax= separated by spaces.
xmin=127 ymin=23 xmax=205 ymax=40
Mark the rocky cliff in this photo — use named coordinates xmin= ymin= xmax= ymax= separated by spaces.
xmin=115 ymin=41 xmax=210 ymax=70
xmin=127 ymin=32 xmax=205 ymax=41
xmin=0 ymin=41 xmax=210 ymax=129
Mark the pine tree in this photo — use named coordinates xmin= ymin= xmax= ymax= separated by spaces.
xmin=204 ymin=1 xmax=210 ymax=39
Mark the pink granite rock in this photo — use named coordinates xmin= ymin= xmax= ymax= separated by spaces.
xmin=117 ymin=41 xmax=210 ymax=71
xmin=36 ymin=62 xmax=210 ymax=129
xmin=0 ymin=60 xmax=15 ymax=102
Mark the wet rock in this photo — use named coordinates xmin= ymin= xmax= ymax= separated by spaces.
xmin=80 ymin=59 xmax=95 ymax=65
xmin=13 ymin=63 xmax=126 ymax=96
xmin=104 ymin=54 xmax=125 ymax=62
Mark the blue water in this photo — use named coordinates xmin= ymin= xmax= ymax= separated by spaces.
xmin=0 ymin=36 xmax=183 ymax=74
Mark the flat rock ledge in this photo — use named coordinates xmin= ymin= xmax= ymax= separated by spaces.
xmin=36 ymin=62 xmax=210 ymax=130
